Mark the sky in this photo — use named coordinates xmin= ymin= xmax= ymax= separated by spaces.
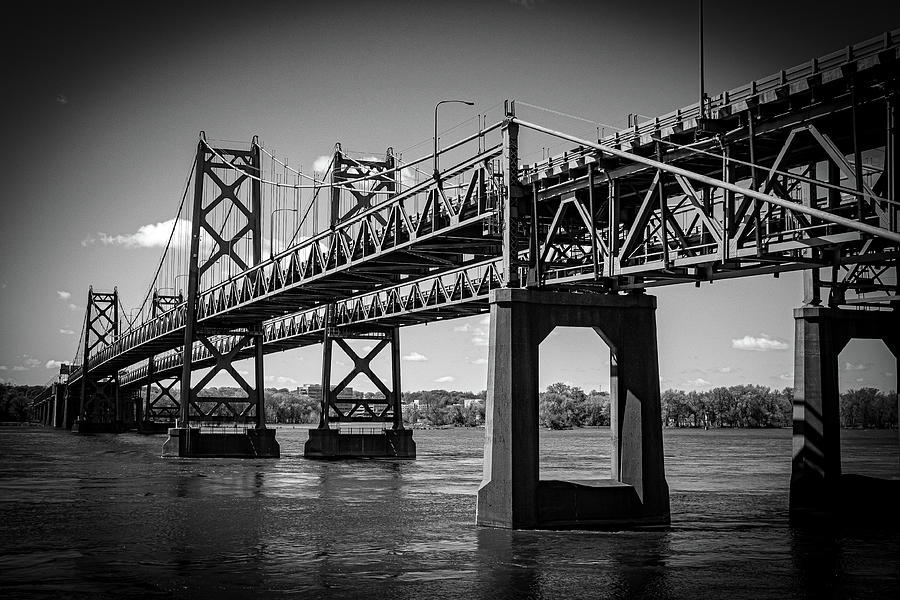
xmin=1 ymin=0 xmax=897 ymax=394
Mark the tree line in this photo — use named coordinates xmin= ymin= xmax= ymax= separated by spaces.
xmin=2 ymin=382 xmax=895 ymax=430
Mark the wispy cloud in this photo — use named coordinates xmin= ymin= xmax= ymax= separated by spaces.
xmin=686 ymin=377 xmax=712 ymax=387
xmin=434 ymin=375 xmax=455 ymax=383
xmin=469 ymin=357 xmax=487 ymax=365
xmin=22 ymin=357 xmax=41 ymax=369
xmin=45 ymin=359 xmax=66 ymax=370
xmin=56 ymin=94 xmax=68 ymax=104
xmin=59 ymin=329 xmax=75 ymax=335
xmin=68 ymin=303 xmax=80 ymax=311
xmin=731 ymin=334 xmax=788 ymax=352
xmin=479 ymin=315 xmax=490 ymax=326
xmin=779 ymin=372 xmax=793 ymax=381
xmin=844 ymin=362 xmax=869 ymax=371
xmin=471 ymin=336 xmax=489 ymax=347
xmin=84 ymin=218 xmax=190 ymax=249
xmin=716 ymin=366 xmax=733 ymax=374
xmin=453 ymin=323 xmax=472 ymax=332
xmin=56 ymin=290 xmax=71 ymax=301
xmin=312 ymin=155 xmax=331 ymax=173
xmin=402 ymin=351 xmax=428 ymax=362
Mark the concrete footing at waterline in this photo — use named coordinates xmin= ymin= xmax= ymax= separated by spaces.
xmin=138 ymin=421 xmax=175 ymax=434
xmin=790 ymin=306 xmax=900 ymax=524
xmin=303 ymin=428 xmax=416 ymax=459
xmin=162 ymin=427 xmax=280 ymax=458
xmin=476 ymin=289 xmax=670 ymax=530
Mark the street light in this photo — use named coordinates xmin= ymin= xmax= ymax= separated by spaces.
xmin=270 ymin=208 xmax=298 ymax=259
xmin=173 ymin=274 xmax=188 ymax=296
xmin=433 ymin=99 xmax=474 ymax=182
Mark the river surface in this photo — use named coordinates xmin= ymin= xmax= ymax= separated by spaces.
xmin=1 ymin=426 xmax=898 ymax=599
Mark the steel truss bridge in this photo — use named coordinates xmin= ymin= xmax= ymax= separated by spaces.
xmin=31 ymin=30 xmax=899 ymax=462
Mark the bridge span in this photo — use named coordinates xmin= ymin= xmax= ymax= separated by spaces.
xmin=30 ymin=29 xmax=900 ymax=529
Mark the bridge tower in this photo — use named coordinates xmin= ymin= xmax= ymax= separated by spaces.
xmin=72 ymin=287 xmax=122 ymax=433
xmin=304 ymin=145 xmax=415 ymax=458
xmin=139 ymin=291 xmax=182 ymax=433
xmin=476 ymin=102 xmax=670 ymax=529
xmin=163 ymin=135 xmax=279 ymax=458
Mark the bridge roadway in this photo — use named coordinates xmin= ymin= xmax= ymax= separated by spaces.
xmin=69 ymin=29 xmax=899 ymax=393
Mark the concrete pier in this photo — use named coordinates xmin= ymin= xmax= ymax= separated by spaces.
xmin=162 ymin=427 xmax=280 ymax=458
xmin=304 ymin=428 xmax=416 ymax=459
xmin=791 ymin=306 xmax=900 ymax=521
xmin=476 ymin=289 xmax=670 ymax=529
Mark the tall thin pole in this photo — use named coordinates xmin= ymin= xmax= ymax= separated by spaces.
xmin=698 ymin=0 xmax=705 ymax=119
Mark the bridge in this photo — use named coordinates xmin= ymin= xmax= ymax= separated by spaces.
xmin=29 ymin=29 xmax=900 ymax=529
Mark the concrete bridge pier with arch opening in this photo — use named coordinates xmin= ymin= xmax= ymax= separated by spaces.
xmin=790 ymin=306 xmax=900 ymax=522
xmin=476 ymin=288 xmax=670 ymax=529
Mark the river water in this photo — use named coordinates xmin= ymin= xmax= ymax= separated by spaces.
xmin=1 ymin=426 xmax=898 ymax=599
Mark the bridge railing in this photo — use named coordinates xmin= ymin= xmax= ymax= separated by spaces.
xmin=193 ymin=137 xmax=505 ymax=322
xmin=82 ymin=123 xmax=507 ymax=380
xmin=533 ymin=28 xmax=899 ymax=165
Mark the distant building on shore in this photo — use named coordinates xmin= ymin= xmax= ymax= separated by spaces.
xmin=296 ymin=384 xmax=384 ymax=402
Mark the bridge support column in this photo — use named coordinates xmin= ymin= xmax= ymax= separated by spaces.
xmin=790 ymin=306 xmax=900 ymax=521
xmin=304 ymin=324 xmax=415 ymax=459
xmin=163 ymin=137 xmax=278 ymax=458
xmin=53 ymin=383 xmax=66 ymax=428
xmin=476 ymin=289 xmax=669 ymax=529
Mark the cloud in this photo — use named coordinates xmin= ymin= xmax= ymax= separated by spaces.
xmin=453 ymin=323 xmax=472 ymax=332
xmin=264 ymin=375 xmax=297 ymax=385
xmin=312 ymin=155 xmax=332 ymax=173
xmin=402 ymin=351 xmax=428 ymax=362
xmin=479 ymin=315 xmax=490 ymax=326
xmin=56 ymin=94 xmax=68 ymax=104
xmin=434 ymin=375 xmax=455 ymax=383
xmin=59 ymin=329 xmax=75 ymax=335
xmin=12 ymin=366 xmax=27 ymax=372
xmin=471 ymin=336 xmax=489 ymax=347
xmin=731 ymin=334 xmax=788 ymax=352
xmin=469 ymin=357 xmax=487 ymax=365
xmin=401 ymin=167 xmax=417 ymax=188
xmin=85 ymin=218 xmax=190 ymax=249
xmin=0 ymin=366 xmax=7 ymax=370
xmin=56 ymin=290 xmax=71 ymax=301
xmin=844 ymin=362 xmax=869 ymax=371
xmin=779 ymin=373 xmax=793 ymax=381
xmin=22 ymin=357 xmax=41 ymax=369
xmin=362 ymin=345 xmax=374 ymax=353
xmin=716 ymin=366 xmax=733 ymax=374
xmin=855 ymin=377 xmax=864 ymax=383
xmin=68 ymin=303 xmax=80 ymax=311
xmin=686 ymin=377 xmax=712 ymax=387
xmin=45 ymin=360 xmax=66 ymax=370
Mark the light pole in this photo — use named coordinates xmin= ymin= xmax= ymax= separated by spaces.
xmin=270 ymin=208 xmax=298 ymax=259
xmin=433 ymin=99 xmax=474 ymax=182
xmin=173 ymin=274 xmax=188 ymax=297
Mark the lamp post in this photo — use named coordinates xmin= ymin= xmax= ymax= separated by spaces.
xmin=173 ymin=274 xmax=188 ymax=297
xmin=270 ymin=208 xmax=298 ymax=259
xmin=433 ymin=99 xmax=474 ymax=182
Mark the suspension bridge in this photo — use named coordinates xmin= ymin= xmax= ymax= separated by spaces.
xmin=29 ymin=29 xmax=900 ymax=529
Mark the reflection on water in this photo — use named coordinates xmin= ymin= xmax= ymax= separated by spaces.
xmin=0 ymin=426 xmax=897 ymax=598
